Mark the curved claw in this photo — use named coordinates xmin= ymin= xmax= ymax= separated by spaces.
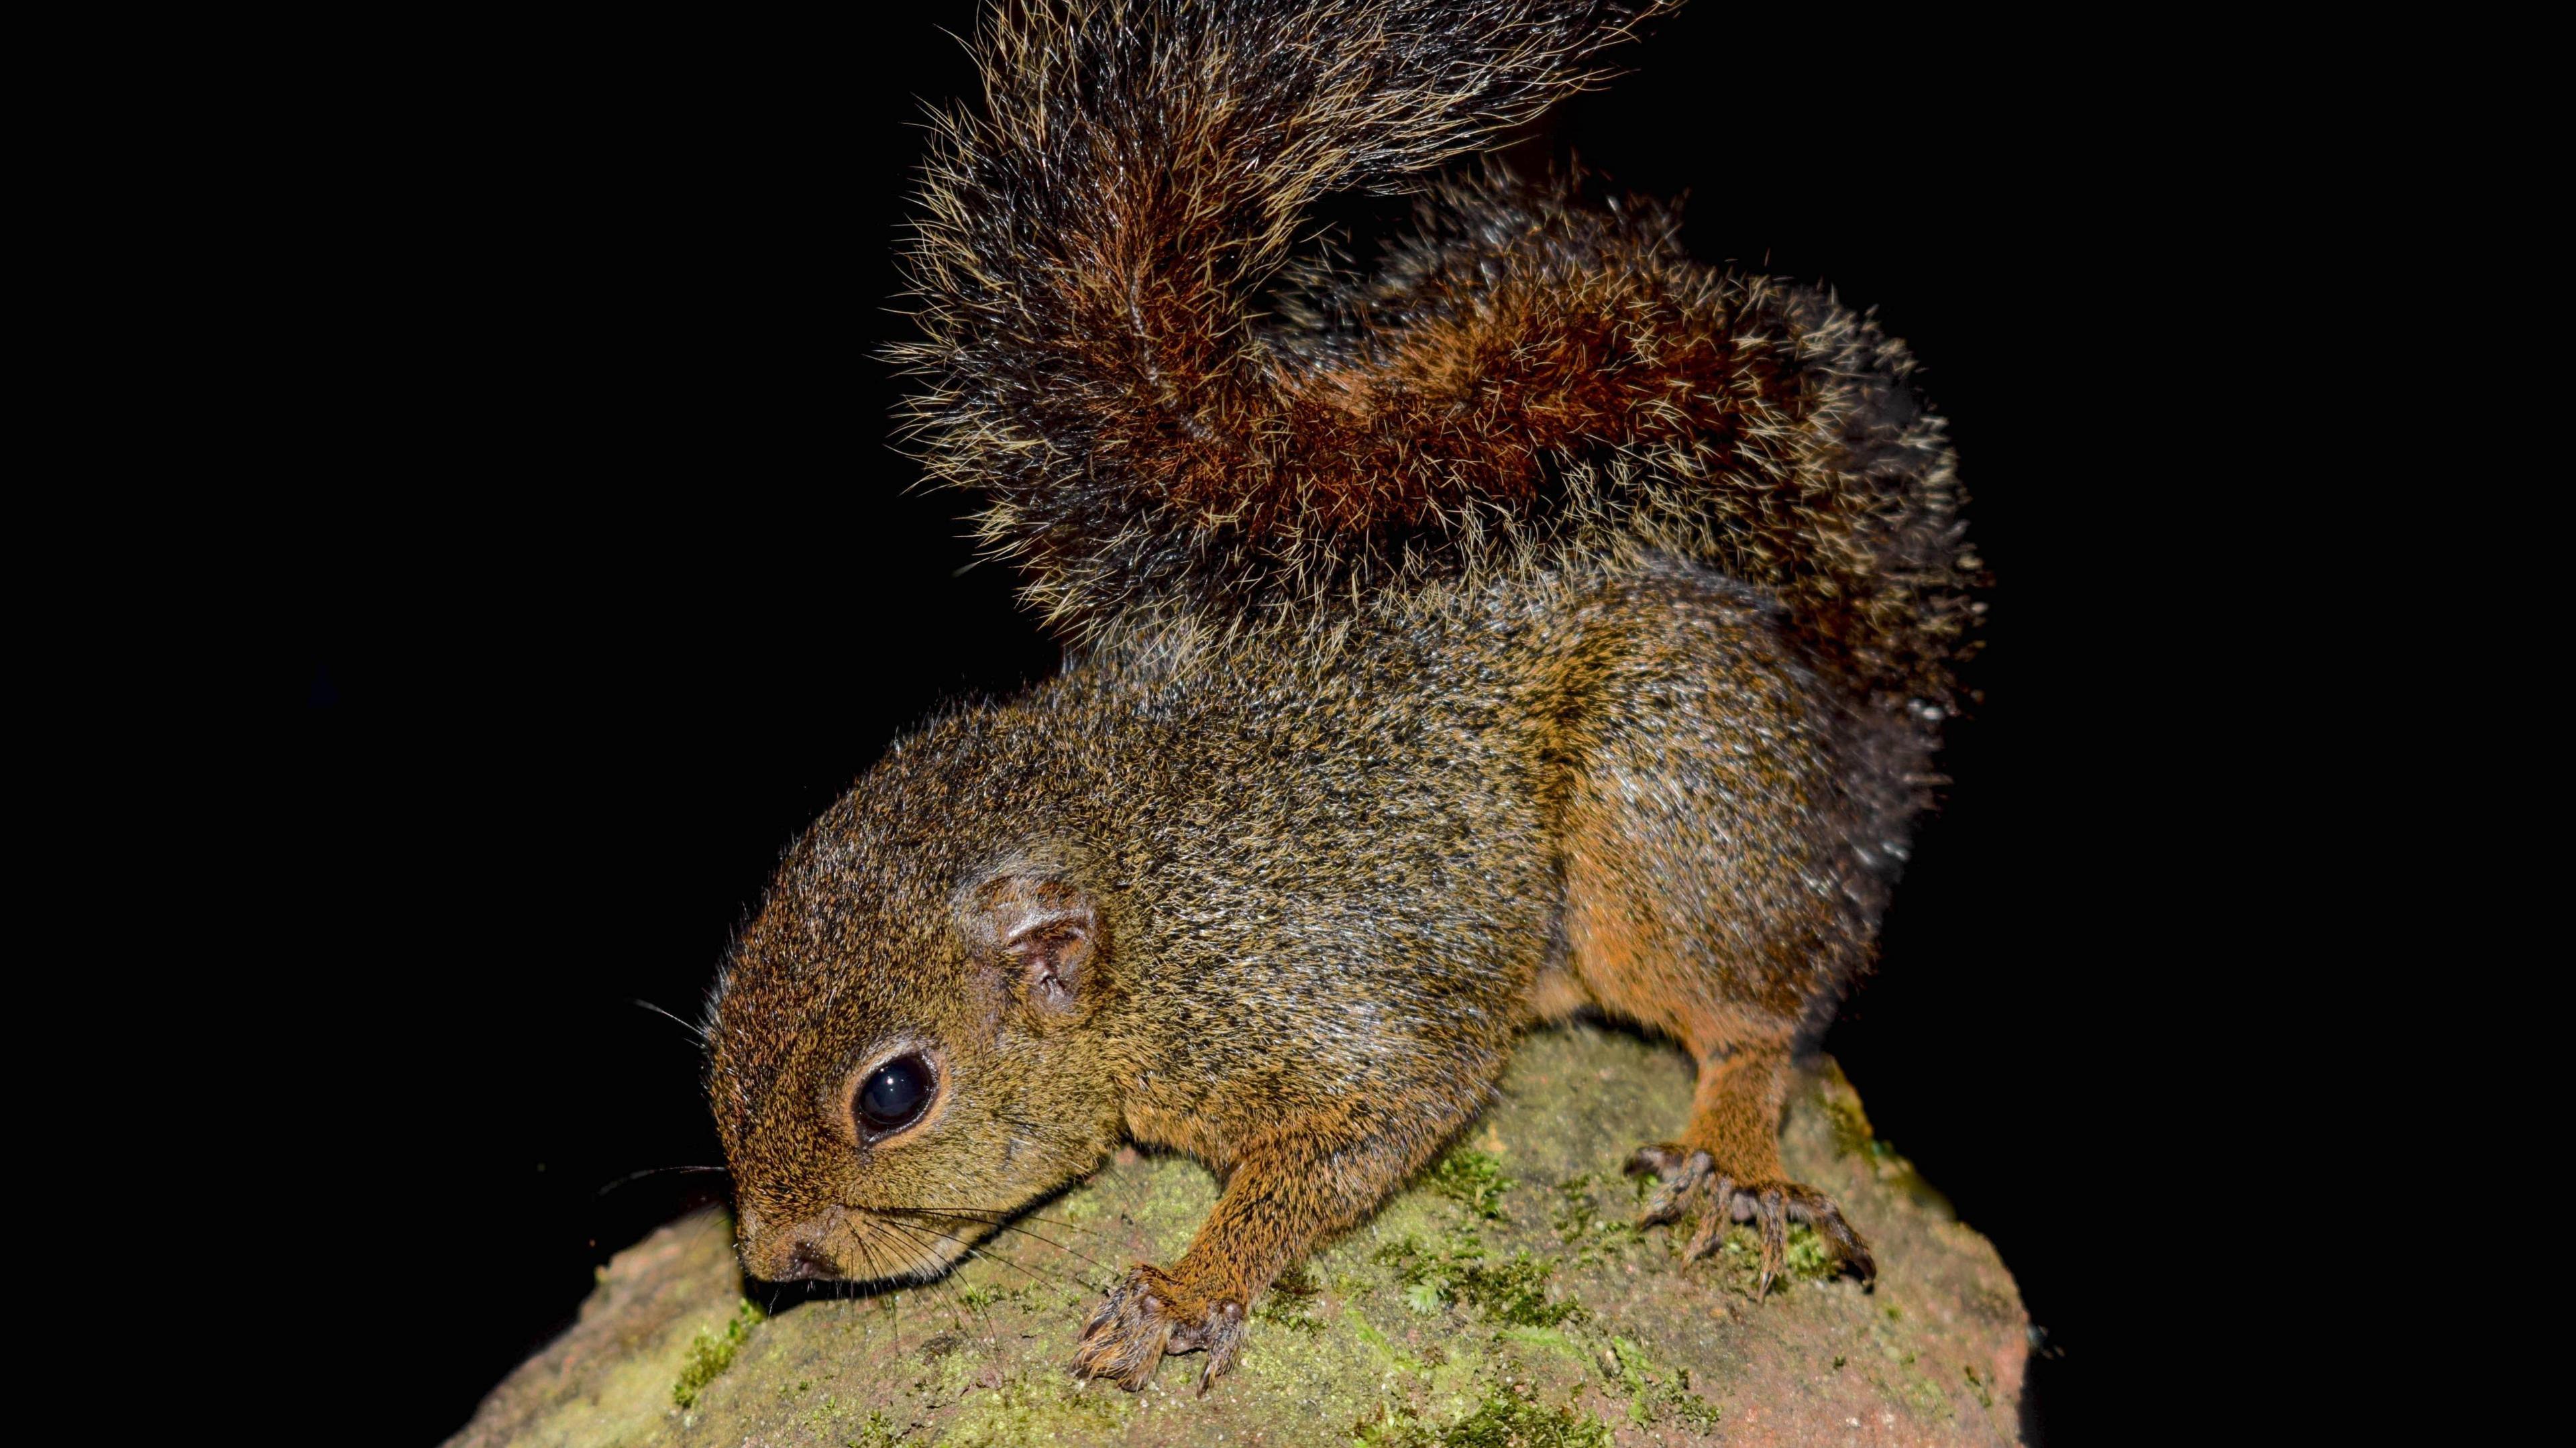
xmin=1798 ymin=1188 xmax=1877 ymax=1282
xmin=1072 ymin=1268 xmax=1175 ymax=1390
xmin=1180 ymin=1301 xmax=1247 ymax=1395
xmin=1627 ymin=1146 xmax=1878 ymax=1295
xmin=1071 ymin=1264 xmax=1249 ymax=1393
xmin=1682 ymin=1173 xmax=1736 ymax=1260
xmin=1754 ymin=1184 xmax=1788 ymax=1298
xmin=1626 ymin=1144 xmax=1713 ymax=1227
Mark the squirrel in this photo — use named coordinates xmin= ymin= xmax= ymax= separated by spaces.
xmin=704 ymin=0 xmax=1978 ymax=1395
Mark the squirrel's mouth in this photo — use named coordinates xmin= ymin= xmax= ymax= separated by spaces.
xmin=739 ymin=1205 xmax=994 ymax=1286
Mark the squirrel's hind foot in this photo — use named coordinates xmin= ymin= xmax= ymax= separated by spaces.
xmin=1072 ymin=1264 xmax=1247 ymax=1394
xmin=1625 ymin=1145 xmax=1876 ymax=1297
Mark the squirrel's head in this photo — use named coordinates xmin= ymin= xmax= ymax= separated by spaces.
xmin=704 ymin=806 xmax=1128 ymax=1288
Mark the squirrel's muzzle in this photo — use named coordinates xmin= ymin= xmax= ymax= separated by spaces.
xmin=737 ymin=1207 xmax=848 ymax=1283
xmin=737 ymin=1203 xmax=975 ymax=1286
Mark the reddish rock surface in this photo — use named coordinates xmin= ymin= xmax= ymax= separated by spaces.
xmin=453 ymin=1023 xmax=2027 ymax=1446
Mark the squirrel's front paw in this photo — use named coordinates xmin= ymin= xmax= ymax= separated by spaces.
xmin=1072 ymin=1264 xmax=1247 ymax=1393
xmin=1625 ymin=1145 xmax=1876 ymax=1296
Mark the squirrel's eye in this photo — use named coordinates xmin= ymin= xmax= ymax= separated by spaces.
xmin=857 ymin=1054 xmax=932 ymax=1135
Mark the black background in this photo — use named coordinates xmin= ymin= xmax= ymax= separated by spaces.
xmin=269 ymin=8 xmax=2196 ymax=1441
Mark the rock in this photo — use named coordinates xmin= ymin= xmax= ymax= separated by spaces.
xmin=451 ymin=1023 xmax=2028 ymax=1447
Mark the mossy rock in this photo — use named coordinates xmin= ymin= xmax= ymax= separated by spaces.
xmin=451 ymin=1023 xmax=2029 ymax=1447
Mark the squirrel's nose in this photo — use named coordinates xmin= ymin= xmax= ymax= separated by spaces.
xmin=771 ymin=1231 xmax=843 ymax=1282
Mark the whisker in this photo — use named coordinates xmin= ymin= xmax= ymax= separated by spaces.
xmin=879 ymin=1207 xmax=1118 ymax=1275
xmin=875 ymin=1215 xmax=1097 ymax=1296
xmin=846 ymin=1219 xmax=900 ymax=1353
xmin=879 ymin=1203 xmax=1119 ymax=1243
xmin=977 ymin=1220 xmax=1121 ymax=1276
xmin=873 ymin=1215 xmax=1046 ymax=1293
xmin=629 ymin=997 xmax=709 ymax=1044
xmin=594 ymin=1164 xmax=729 ymax=1198
xmin=861 ymin=1213 xmax=969 ymax=1335
xmin=903 ymin=1228 xmax=971 ymax=1336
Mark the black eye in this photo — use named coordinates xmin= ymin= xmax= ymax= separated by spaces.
xmin=857 ymin=1054 xmax=932 ymax=1135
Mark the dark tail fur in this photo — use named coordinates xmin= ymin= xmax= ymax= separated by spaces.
xmin=894 ymin=0 xmax=1978 ymax=714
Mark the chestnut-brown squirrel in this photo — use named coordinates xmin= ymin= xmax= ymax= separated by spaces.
xmin=705 ymin=0 xmax=1978 ymax=1394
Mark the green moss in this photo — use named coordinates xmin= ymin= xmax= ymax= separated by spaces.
xmin=1784 ymin=1223 xmax=1831 ymax=1279
xmin=1424 ymin=1147 xmax=1513 ymax=1221
xmin=1670 ymin=1391 xmax=1723 ymax=1431
xmin=1599 ymin=1336 xmax=1722 ymax=1431
xmin=1374 ymin=1232 xmax=1581 ymax=1328
xmin=1548 ymin=1174 xmax=1645 ymax=1264
xmin=1665 ymin=1366 xmax=1721 ymax=1431
xmin=1254 ymin=1295 xmax=1327 ymax=1333
xmin=955 ymin=1282 xmax=1014 ymax=1311
xmin=939 ymin=1370 xmax=1132 ymax=1447
xmin=1821 ymin=1083 xmax=1876 ymax=1156
xmin=1373 ymin=1234 xmax=1426 ymax=1272
xmin=916 ymin=1338 xmax=979 ymax=1403
xmin=1354 ymin=1383 xmax=1612 ymax=1448
xmin=1496 ymin=1325 xmax=1588 ymax=1362
xmin=1441 ymin=1390 xmax=1613 ymax=1448
xmin=1255 ymin=1261 xmax=1327 ymax=1332
xmin=1605 ymin=1336 xmax=1650 ymax=1424
xmin=1456 ymin=1249 xmax=1581 ymax=1328
xmin=797 ymin=1390 xmax=859 ymax=1435
xmin=1353 ymin=1404 xmax=1431 ymax=1447
xmin=845 ymin=1409 xmax=903 ymax=1448
xmin=671 ymin=1299 xmax=768 ymax=1409
xmin=1346 ymin=1312 xmax=1428 ymax=1374
xmin=1711 ymin=1221 xmax=1837 ymax=1297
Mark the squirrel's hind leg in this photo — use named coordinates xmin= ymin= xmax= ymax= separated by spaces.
xmin=1564 ymin=833 xmax=1880 ymax=1294
xmin=1562 ymin=801 xmax=1881 ymax=1293
xmin=1550 ymin=591 xmax=1883 ymax=1292
xmin=1623 ymin=1046 xmax=1877 ymax=1294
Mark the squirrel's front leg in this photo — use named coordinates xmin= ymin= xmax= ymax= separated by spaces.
xmin=1073 ymin=1126 xmax=1408 ymax=1393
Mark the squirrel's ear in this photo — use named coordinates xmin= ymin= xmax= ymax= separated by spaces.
xmin=963 ymin=874 xmax=1100 ymax=1015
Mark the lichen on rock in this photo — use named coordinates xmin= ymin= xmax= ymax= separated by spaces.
xmin=449 ymin=1023 xmax=2029 ymax=1447
xmin=668 ymin=1299 xmax=767 ymax=1409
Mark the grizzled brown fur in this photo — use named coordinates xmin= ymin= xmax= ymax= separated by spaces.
xmin=707 ymin=0 xmax=1977 ymax=1394
xmin=892 ymin=0 xmax=1974 ymax=716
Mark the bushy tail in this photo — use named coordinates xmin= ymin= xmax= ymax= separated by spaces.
xmin=894 ymin=0 xmax=1977 ymax=714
